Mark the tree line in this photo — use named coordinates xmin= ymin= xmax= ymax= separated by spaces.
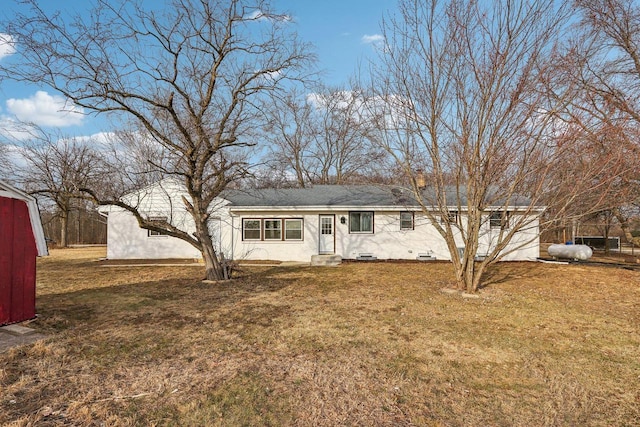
xmin=0 ymin=0 xmax=638 ymax=291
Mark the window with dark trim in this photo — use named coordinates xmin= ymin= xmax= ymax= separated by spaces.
xmin=284 ymin=219 xmax=303 ymax=240
xmin=490 ymin=211 xmax=509 ymax=229
xmin=264 ymin=219 xmax=282 ymax=240
xmin=242 ymin=219 xmax=261 ymax=240
xmin=349 ymin=211 xmax=374 ymax=233
xmin=147 ymin=216 xmax=169 ymax=237
xmin=242 ymin=218 xmax=304 ymax=241
xmin=400 ymin=212 xmax=414 ymax=230
xmin=440 ymin=210 xmax=458 ymax=224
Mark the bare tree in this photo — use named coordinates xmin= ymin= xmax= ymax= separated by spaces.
xmin=365 ymin=0 xmax=621 ymax=292
xmin=1 ymin=0 xmax=313 ymax=280
xmin=307 ymin=86 xmax=386 ymax=184
xmin=263 ymin=87 xmax=316 ymax=187
xmin=556 ymin=0 xmax=640 ymax=247
xmin=15 ymin=132 xmax=105 ymax=247
xmin=0 ymin=144 xmax=10 ymax=179
xmin=537 ymin=103 xmax=638 ymax=244
xmin=264 ymin=84 xmax=387 ymax=187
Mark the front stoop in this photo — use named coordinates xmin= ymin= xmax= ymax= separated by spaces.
xmin=311 ymin=254 xmax=342 ymax=267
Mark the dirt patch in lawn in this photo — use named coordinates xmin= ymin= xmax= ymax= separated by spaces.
xmin=1 ymin=246 xmax=638 ymax=426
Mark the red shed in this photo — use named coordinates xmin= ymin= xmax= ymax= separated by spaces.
xmin=0 ymin=180 xmax=48 ymax=326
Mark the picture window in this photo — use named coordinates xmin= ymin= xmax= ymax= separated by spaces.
xmin=349 ymin=211 xmax=374 ymax=233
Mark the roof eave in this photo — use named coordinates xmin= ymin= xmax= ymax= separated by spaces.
xmin=229 ymin=204 xmax=544 ymax=212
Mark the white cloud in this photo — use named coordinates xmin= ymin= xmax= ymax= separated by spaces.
xmin=0 ymin=117 xmax=37 ymax=142
xmin=306 ymin=90 xmax=375 ymax=125
xmin=0 ymin=33 xmax=16 ymax=61
xmin=1 ymin=143 xmax=28 ymax=171
xmin=260 ymin=69 xmax=283 ymax=82
xmin=6 ymin=91 xmax=85 ymax=127
xmin=72 ymin=131 xmax=115 ymax=147
xmin=306 ymin=90 xmax=362 ymax=110
xmin=245 ymin=9 xmax=291 ymax=22
xmin=361 ymin=34 xmax=384 ymax=44
xmin=305 ymin=92 xmax=323 ymax=109
xmin=246 ymin=9 xmax=265 ymax=20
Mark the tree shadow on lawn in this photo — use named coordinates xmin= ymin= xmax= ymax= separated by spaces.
xmin=2 ymin=266 xmax=310 ymax=426
xmin=34 ymin=266 xmax=300 ymax=335
xmin=479 ymin=261 xmax=547 ymax=289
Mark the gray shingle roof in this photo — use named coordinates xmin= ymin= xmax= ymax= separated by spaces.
xmin=224 ymin=185 xmax=534 ymax=208
xmin=225 ymin=185 xmax=415 ymax=207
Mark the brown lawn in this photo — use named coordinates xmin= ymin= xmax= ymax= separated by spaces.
xmin=1 ymin=247 xmax=639 ymax=426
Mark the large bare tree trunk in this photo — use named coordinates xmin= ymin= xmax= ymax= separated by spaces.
xmin=201 ymin=240 xmax=224 ymax=281
xmin=193 ymin=212 xmax=225 ymax=281
xmin=59 ymin=210 xmax=68 ymax=248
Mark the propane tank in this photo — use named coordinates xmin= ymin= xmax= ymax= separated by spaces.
xmin=547 ymin=244 xmax=593 ymax=260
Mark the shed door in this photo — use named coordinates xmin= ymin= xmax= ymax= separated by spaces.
xmin=319 ymin=215 xmax=335 ymax=254
xmin=0 ymin=197 xmax=37 ymax=326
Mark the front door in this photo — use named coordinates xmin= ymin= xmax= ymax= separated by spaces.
xmin=319 ymin=215 xmax=335 ymax=254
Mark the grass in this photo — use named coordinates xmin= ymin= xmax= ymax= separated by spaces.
xmin=1 ymin=247 xmax=639 ymax=426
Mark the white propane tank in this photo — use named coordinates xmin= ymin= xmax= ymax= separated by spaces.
xmin=547 ymin=244 xmax=593 ymax=260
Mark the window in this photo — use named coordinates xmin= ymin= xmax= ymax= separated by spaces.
xmin=321 ymin=217 xmax=333 ymax=235
xmin=490 ymin=211 xmax=509 ymax=229
xmin=242 ymin=218 xmax=304 ymax=241
xmin=439 ymin=210 xmax=459 ymax=224
xmin=349 ymin=211 xmax=374 ymax=233
xmin=147 ymin=216 xmax=168 ymax=237
xmin=400 ymin=212 xmax=414 ymax=230
xmin=264 ymin=219 xmax=282 ymax=240
xmin=243 ymin=219 xmax=261 ymax=240
xmin=284 ymin=219 xmax=303 ymax=240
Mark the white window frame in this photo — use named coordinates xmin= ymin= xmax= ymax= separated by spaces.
xmin=284 ymin=218 xmax=303 ymax=241
xmin=242 ymin=219 xmax=262 ymax=240
xmin=263 ymin=218 xmax=282 ymax=240
xmin=241 ymin=218 xmax=305 ymax=241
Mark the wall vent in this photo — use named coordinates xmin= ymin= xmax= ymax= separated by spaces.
xmin=416 ymin=253 xmax=436 ymax=261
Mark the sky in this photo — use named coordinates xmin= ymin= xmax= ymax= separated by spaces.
xmin=0 ymin=0 xmax=396 ymax=141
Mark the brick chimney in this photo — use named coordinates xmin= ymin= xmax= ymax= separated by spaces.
xmin=415 ymin=169 xmax=426 ymax=189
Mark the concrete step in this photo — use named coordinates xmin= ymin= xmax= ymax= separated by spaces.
xmin=311 ymin=254 xmax=342 ymax=266
xmin=2 ymin=324 xmax=36 ymax=336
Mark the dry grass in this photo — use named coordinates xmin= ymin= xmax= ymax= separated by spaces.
xmin=1 ymin=247 xmax=639 ymax=426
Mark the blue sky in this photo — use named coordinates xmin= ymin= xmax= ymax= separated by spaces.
xmin=281 ymin=0 xmax=393 ymax=84
xmin=0 ymin=0 xmax=395 ymax=140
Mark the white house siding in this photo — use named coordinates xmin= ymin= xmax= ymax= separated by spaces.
xmin=100 ymin=180 xmax=540 ymax=262
xmin=99 ymin=178 xmax=232 ymax=259
xmin=229 ymin=210 xmax=540 ymax=262
xmin=104 ymin=208 xmax=202 ymax=259
xmin=228 ymin=211 xmax=323 ymax=262
xmin=333 ymin=211 xmax=451 ymax=260
xmin=478 ymin=214 xmax=540 ymax=261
